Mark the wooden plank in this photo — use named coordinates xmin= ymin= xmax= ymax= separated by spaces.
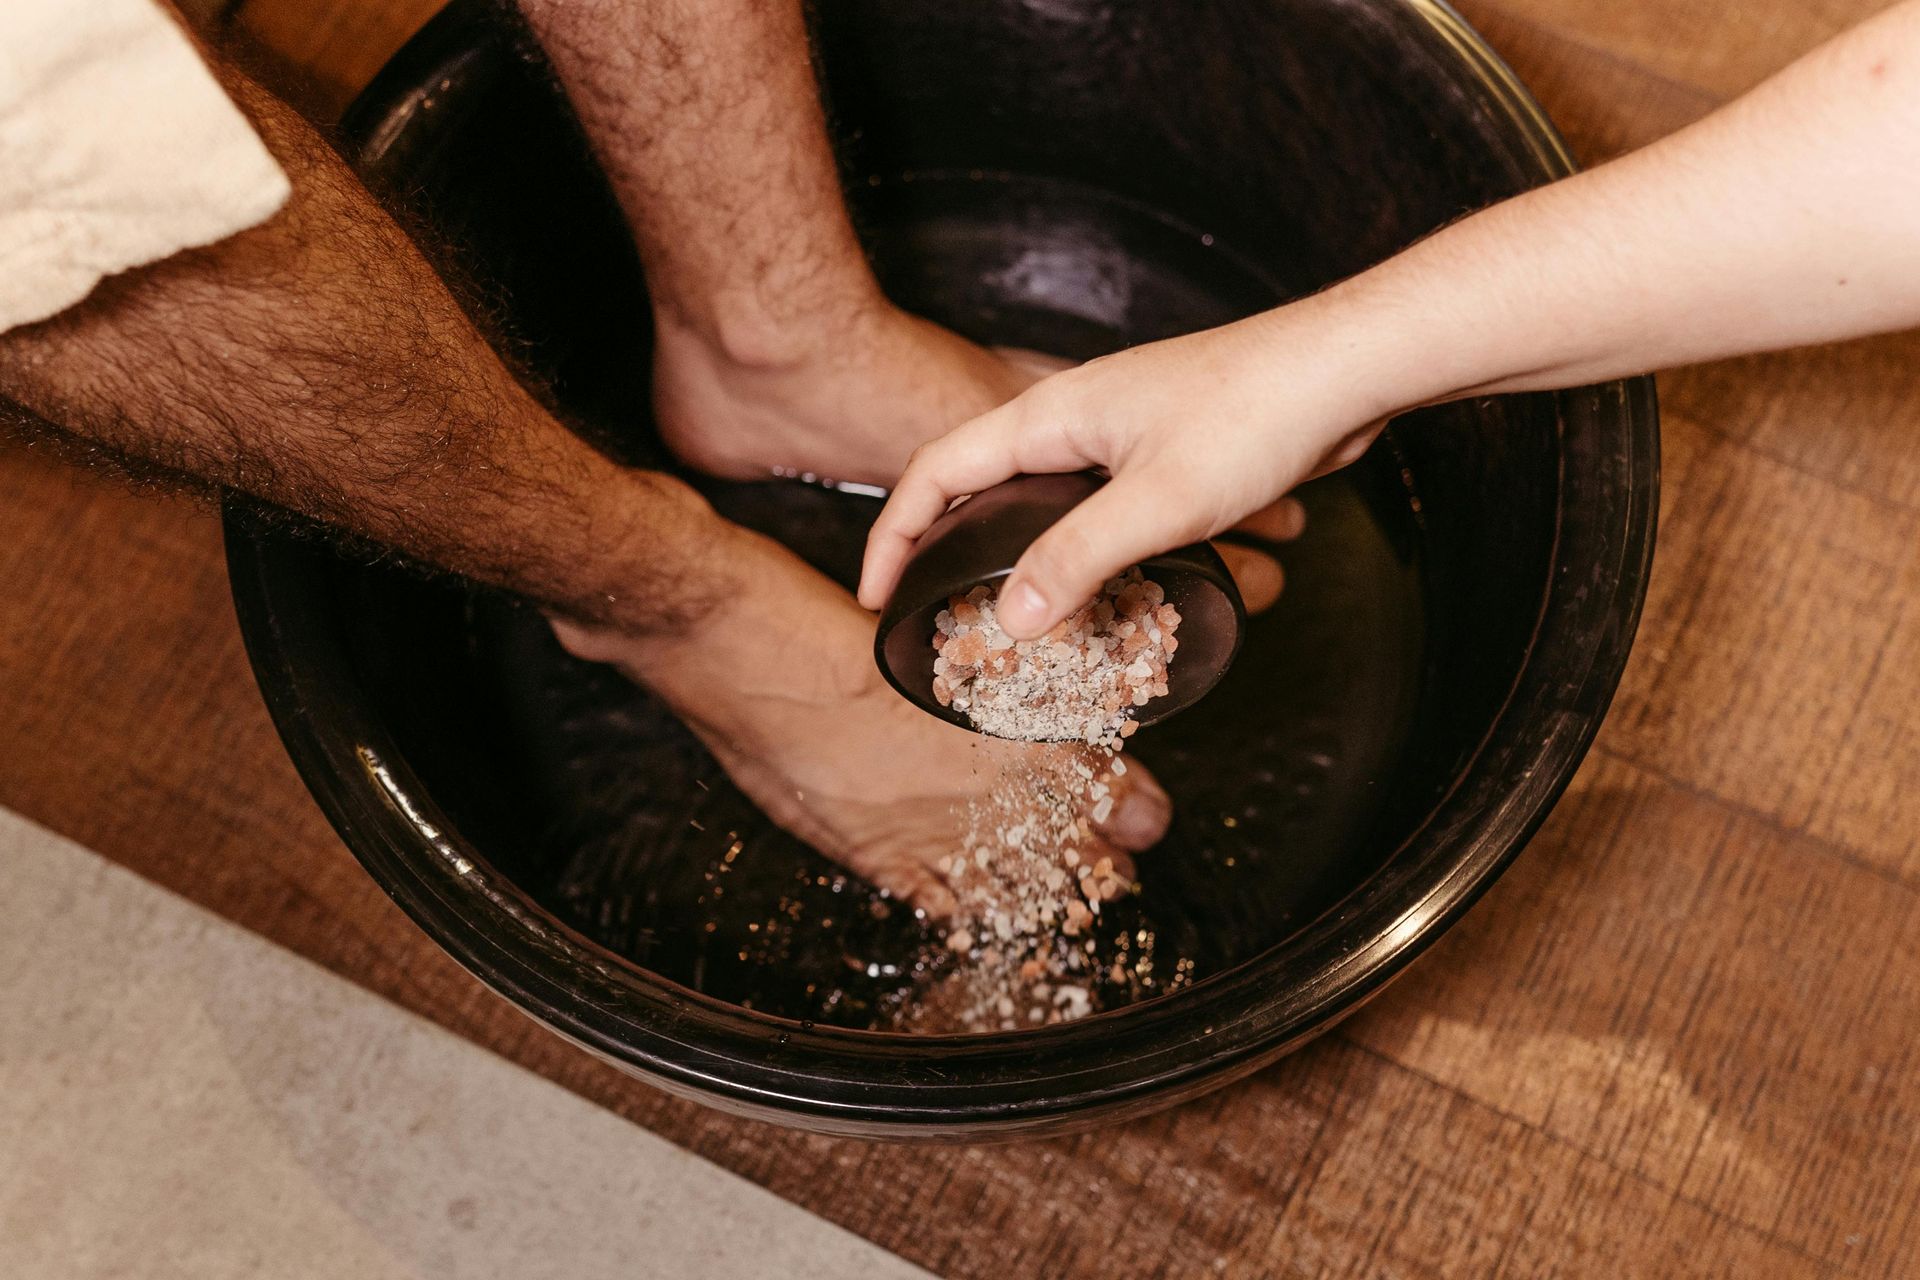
xmin=1462 ymin=0 xmax=1900 ymax=101
xmin=1807 ymin=593 xmax=1920 ymax=871
xmin=1603 ymin=411 xmax=1920 ymax=881
xmin=1663 ymin=335 xmax=1920 ymax=514
xmin=1344 ymin=750 xmax=1920 ymax=1274
xmin=232 ymin=0 xmax=447 ymax=118
xmin=1454 ymin=0 xmax=1724 ymax=159
xmin=1257 ymin=1044 xmax=1839 ymax=1280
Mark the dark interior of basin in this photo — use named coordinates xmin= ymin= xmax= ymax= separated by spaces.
xmin=257 ymin=0 xmax=1581 ymax=1032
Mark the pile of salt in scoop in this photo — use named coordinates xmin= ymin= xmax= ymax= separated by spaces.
xmin=896 ymin=569 xmax=1189 ymax=1034
xmin=931 ymin=567 xmax=1182 ymax=746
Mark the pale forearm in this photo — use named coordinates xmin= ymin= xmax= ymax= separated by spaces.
xmin=0 ymin=69 xmax=737 ymax=634
xmin=1297 ymin=0 xmax=1920 ymax=411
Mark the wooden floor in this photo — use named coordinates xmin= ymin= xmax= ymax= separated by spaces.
xmin=5 ymin=1 xmax=1918 ymax=1275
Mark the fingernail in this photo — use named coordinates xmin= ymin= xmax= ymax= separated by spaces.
xmin=1000 ymin=579 xmax=1049 ymax=636
xmin=1108 ymin=778 xmax=1171 ymax=849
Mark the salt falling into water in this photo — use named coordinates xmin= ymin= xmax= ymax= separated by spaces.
xmin=896 ymin=570 xmax=1189 ymax=1033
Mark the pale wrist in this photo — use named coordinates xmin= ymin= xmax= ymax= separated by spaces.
xmin=1296 ymin=271 xmax=1459 ymax=420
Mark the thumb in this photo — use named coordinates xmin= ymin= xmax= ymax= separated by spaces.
xmin=995 ymin=474 xmax=1209 ymax=639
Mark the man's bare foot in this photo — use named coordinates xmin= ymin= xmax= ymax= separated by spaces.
xmin=549 ymin=527 xmax=1169 ymax=918
xmin=651 ymin=299 xmax=1052 ymax=488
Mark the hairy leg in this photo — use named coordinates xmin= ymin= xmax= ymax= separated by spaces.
xmin=0 ymin=55 xmax=1168 ymax=913
xmin=516 ymin=0 xmax=1053 ymax=486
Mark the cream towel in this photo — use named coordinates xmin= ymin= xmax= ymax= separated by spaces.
xmin=0 ymin=0 xmax=290 ymax=335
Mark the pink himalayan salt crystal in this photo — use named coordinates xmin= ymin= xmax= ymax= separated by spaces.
xmin=929 ymin=567 xmax=1180 ymax=746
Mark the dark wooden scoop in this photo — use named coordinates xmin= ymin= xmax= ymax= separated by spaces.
xmin=872 ymin=472 xmax=1247 ymax=739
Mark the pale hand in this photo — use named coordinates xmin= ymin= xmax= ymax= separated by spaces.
xmin=859 ymin=303 xmax=1384 ymax=640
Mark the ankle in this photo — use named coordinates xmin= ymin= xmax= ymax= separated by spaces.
xmin=562 ymin=526 xmax=879 ymax=734
xmin=653 ymin=282 xmax=892 ymax=374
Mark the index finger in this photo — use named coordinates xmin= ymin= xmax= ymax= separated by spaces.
xmin=856 ymin=404 xmax=1030 ymax=610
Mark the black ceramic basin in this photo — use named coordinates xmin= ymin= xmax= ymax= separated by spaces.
xmin=225 ymin=0 xmax=1656 ymax=1138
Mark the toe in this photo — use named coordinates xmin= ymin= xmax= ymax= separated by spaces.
xmin=1093 ymin=761 xmax=1171 ymax=851
xmin=1215 ymin=542 xmax=1285 ymax=615
xmin=1235 ymin=496 xmax=1308 ymax=541
xmin=876 ymin=862 xmax=958 ymax=921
